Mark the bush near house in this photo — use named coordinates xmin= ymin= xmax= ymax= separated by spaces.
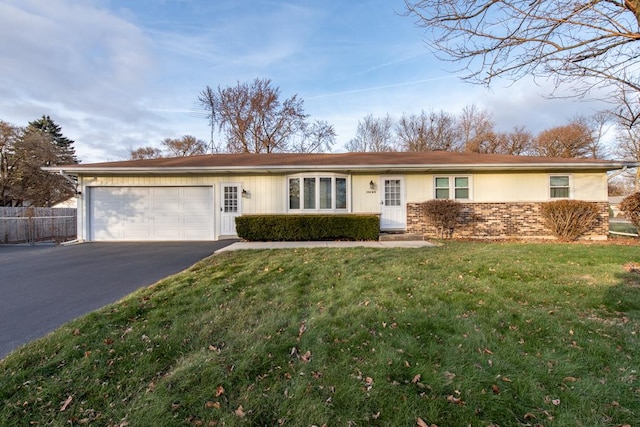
xmin=422 ymin=199 xmax=462 ymax=238
xmin=540 ymin=200 xmax=600 ymax=241
xmin=235 ymin=214 xmax=380 ymax=241
xmin=620 ymin=192 xmax=640 ymax=229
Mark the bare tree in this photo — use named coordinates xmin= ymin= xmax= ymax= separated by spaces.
xmin=197 ymin=85 xmax=219 ymax=153
xmin=404 ymin=1 xmax=640 ymax=122
xmin=129 ymin=146 xmax=163 ymax=160
xmin=0 ymin=121 xmax=21 ymax=206
xmin=199 ymin=78 xmax=310 ymax=153
xmin=459 ymin=105 xmax=495 ymax=153
xmin=162 ymin=135 xmax=207 ymax=157
xmin=11 ymin=131 xmax=73 ymax=206
xmin=346 ymin=114 xmax=396 ymax=152
xmin=615 ymin=126 xmax=640 ymax=191
xmin=578 ymin=113 xmax=611 ymax=159
xmin=495 ymin=126 xmax=533 ymax=156
xmin=532 ymin=120 xmax=596 ymax=158
xmin=289 ymin=120 xmax=336 ymax=153
xmin=396 ymin=111 xmax=429 ymax=152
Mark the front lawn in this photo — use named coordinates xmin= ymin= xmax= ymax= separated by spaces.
xmin=1 ymin=242 xmax=639 ymax=426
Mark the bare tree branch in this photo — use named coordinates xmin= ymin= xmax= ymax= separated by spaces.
xmin=404 ymin=0 xmax=640 ymax=119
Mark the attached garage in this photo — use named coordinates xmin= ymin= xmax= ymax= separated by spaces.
xmin=89 ymin=186 xmax=214 ymax=241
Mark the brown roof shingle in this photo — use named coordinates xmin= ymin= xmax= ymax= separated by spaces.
xmin=52 ymin=151 xmax=636 ymax=174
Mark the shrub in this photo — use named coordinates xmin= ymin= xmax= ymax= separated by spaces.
xmin=235 ymin=214 xmax=380 ymax=241
xmin=620 ymin=192 xmax=640 ymax=229
xmin=540 ymin=200 xmax=600 ymax=241
xmin=422 ymin=199 xmax=462 ymax=239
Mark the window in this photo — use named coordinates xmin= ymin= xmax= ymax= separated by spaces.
xmin=434 ymin=176 xmax=470 ymax=200
xmin=289 ymin=178 xmax=300 ymax=209
xmin=223 ymin=186 xmax=238 ymax=213
xmin=288 ymin=175 xmax=349 ymax=211
xmin=550 ymin=175 xmax=570 ymax=198
xmin=435 ymin=177 xmax=450 ymax=199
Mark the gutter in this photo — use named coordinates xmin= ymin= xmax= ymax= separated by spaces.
xmin=45 ymin=161 xmax=640 ymax=176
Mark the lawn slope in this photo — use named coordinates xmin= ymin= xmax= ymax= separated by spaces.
xmin=1 ymin=242 xmax=639 ymax=426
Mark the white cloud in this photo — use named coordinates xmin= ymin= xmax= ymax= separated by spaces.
xmin=0 ymin=0 xmax=160 ymax=162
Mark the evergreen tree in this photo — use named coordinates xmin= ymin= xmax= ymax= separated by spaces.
xmin=26 ymin=115 xmax=78 ymax=164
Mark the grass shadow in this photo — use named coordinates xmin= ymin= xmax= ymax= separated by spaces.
xmin=603 ymin=271 xmax=640 ymax=314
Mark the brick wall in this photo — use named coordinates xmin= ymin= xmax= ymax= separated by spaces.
xmin=407 ymin=202 xmax=609 ymax=240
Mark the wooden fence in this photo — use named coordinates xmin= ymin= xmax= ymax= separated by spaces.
xmin=0 ymin=207 xmax=77 ymax=244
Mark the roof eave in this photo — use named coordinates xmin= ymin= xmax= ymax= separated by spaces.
xmin=44 ymin=161 xmax=638 ymax=176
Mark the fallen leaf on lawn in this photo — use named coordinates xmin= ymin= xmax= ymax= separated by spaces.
xmin=59 ymin=395 xmax=73 ymax=412
xmin=300 ymin=350 xmax=312 ymax=363
xmin=205 ymin=401 xmax=220 ymax=409
xmin=73 ymin=329 xmax=81 ymax=336
xmin=417 ymin=417 xmax=438 ymax=427
xmin=372 ymin=411 xmax=381 ymax=419
xmin=444 ymin=371 xmax=456 ymax=381
xmin=215 ymin=386 xmax=224 ymax=397
xmin=412 ymin=374 xmax=421 ymax=383
xmin=523 ymin=412 xmax=536 ymax=420
xmin=446 ymin=395 xmax=465 ymax=406
xmin=552 ymin=399 xmax=560 ymax=406
xmin=297 ymin=321 xmax=306 ymax=340
xmin=500 ymin=376 xmax=512 ymax=382
xmin=104 ymin=338 xmax=114 ymax=345
xmin=234 ymin=405 xmax=245 ymax=417
xmin=563 ymin=376 xmax=578 ymax=383
xmin=491 ymin=384 xmax=500 ymax=394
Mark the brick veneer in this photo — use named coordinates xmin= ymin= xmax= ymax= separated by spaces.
xmin=406 ymin=201 xmax=610 ymax=240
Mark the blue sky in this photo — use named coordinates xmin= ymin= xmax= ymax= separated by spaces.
xmin=0 ymin=0 xmax=609 ymax=163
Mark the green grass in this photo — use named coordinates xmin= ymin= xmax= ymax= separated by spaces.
xmin=609 ymin=221 xmax=638 ymax=235
xmin=1 ymin=242 xmax=639 ymax=426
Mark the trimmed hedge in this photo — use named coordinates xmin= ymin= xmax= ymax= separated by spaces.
xmin=235 ymin=214 xmax=380 ymax=241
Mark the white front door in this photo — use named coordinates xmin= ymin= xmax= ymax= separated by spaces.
xmin=220 ymin=183 xmax=241 ymax=236
xmin=380 ymin=177 xmax=406 ymax=231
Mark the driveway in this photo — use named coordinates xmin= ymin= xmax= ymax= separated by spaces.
xmin=0 ymin=241 xmax=235 ymax=359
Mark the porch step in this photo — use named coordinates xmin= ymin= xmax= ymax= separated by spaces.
xmin=378 ymin=232 xmax=424 ymax=242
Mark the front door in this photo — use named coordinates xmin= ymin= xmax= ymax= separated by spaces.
xmin=220 ymin=183 xmax=241 ymax=236
xmin=380 ymin=177 xmax=406 ymax=231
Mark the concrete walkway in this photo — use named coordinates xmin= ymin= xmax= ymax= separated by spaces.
xmin=215 ymin=240 xmax=437 ymax=252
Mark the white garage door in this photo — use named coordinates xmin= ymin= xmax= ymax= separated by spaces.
xmin=89 ymin=186 xmax=214 ymax=241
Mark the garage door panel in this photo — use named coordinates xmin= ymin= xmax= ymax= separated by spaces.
xmin=90 ymin=186 xmax=214 ymax=241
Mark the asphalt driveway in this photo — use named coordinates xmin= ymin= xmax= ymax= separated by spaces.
xmin=0 ymin=241 xmax=235 ymax=359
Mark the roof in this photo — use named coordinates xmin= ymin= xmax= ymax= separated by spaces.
xmin=46 ymin=151 xmax=638 ymax=175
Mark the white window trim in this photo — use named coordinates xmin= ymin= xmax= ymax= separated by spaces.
xmin=433 ymin=175 xmax=472 ymax=201
xmin=287 ymin=174 xmax=350 ymax=213
xmin=548 ymin=174 xmax=572 ymax=199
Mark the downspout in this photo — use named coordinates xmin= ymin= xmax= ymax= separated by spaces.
xmin=607 ymin=165 xmax=628 ymax=182
xmin=58 ymin=169 xmax=78 ymax=190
